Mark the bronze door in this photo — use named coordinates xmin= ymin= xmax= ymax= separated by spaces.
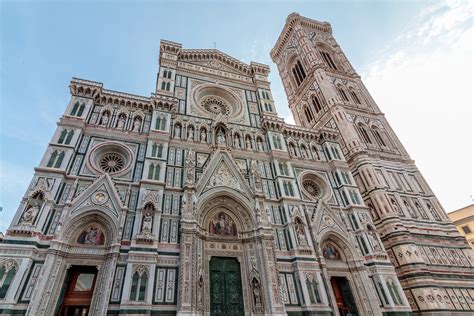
xmin=58 ymin=266 xmax=97 ymax=316
xmin=210 ymin=257 xmax=244 ymax=316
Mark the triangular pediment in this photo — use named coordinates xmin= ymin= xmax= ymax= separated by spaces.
xmin=310 ymin=201 xmax=348 ymax=240
xmin=69 ymin=174 xmax=123 ymax=220
xmin=196 ymin=150 xmax=253 ymax=200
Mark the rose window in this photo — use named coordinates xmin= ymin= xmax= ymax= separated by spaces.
xmin=99 ymin=153 xmax=125 ymax=173
xmin=201 ymin=96 xmax=230 ymax=115
xmin=303 ymin=180 xmax=321 ymax=197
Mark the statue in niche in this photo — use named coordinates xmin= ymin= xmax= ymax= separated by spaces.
xmin=234 ymin=135 xmax=240 ymax=148
xmin=116 ymin=115 xmax=126 ymax=129
xmin=246 ymin=137 xmax=252 ymax=149
xmin=368 ymin=227 xmax=381 ymax=251
xmin=187 ymin=127 xmax=194 ymax=140
xmin=133 ymin=117 xmax=141 ymax=132
xmin=252 ymin=277 xmax=262 ymax=306
xmin=77 ymin=226 xmax=105 ymax=245
xmin=174 ymin=124 xmax=181 ymax=139
xmin=20 ymin=192 xmax=44 ymax=224
xmin=256 ymin=138 xmax=263 ymax=151
xmin=200 ymin=129 xmax=207 ymax=142
xmin=217 ymin=129 xmax=226 ymax=145
xmin=185 ymin=150 xmax=195 ymax=182
xmin=209 ymin=212 xmax=237 ymax=237
xmin=100 ymin=111 xmax=110 ymax=126
xmin=251 ymin=160 xmax=262 ymax=192
xmin=141 ymin=212 xmax=153 ymax=234
xmin=294 ymin=217 xmax=307 ymax=246
xmin=322 ymin=242 xmax=341 ymax=260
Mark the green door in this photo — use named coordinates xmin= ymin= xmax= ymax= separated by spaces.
xmin=210 ymin=257 xmax=244 ymax=316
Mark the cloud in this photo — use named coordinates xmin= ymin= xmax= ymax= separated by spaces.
xmin=361 ymin=0 xmax=473 ymax=212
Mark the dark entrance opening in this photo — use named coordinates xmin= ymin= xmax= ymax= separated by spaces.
xmin=58 ymin=266 xmax=98 ymax=316
xmin=330 ymin=276 xmax=358 ymax=316
xmin=209 ymin=257 xmax=244 ymax=316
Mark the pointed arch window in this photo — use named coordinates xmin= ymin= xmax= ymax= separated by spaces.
xmin=371 ymin=127 xmax=386 ymax=147
xmin=304 ymin=106 xmax=314 ymax=123
xmin=337 ymin=86 xmax=349 ymax=102
xmin=273 ymin=135 xmax=283 ymax=150
xmin=282 ymin=181 xmax=294 ymax=196
xmin=148 ymin=163 xmax=161 ymax=181
xmin=47 ymin=150 xmax=65 ymax=168
xmin=357 ymin=123 xmax=372 ymax=144
xmin=306 ymin=278 xmax=322 ymax=304
xmin=292 ymin=60 xmax=306 ymax=86
xmin=0 ymin=263 xmax=17 ymax=299
xmin=166 ymin=82 xmax=171 ymax=91
xmin=350 ymin=89 xmax=361 ymax=104
xmin=71 ymin=102 xmax=85 ymax=116
xmin=58 ymin=130 xmax=68 ymax=144
xmin=311 ymin=95 xmax=323 ymax=114
xmin=161 ymin=82 xmax=166 ymax=90
xmin=130 ymin=270 xmax=148 ymax=301
xmin=155 ymin=116 xmax=167 ymax=131
xmin=320 ymin=51 xmax=337 ymax=70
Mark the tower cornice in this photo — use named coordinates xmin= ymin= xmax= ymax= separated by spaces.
xmin=270 ymin=12 xmax=332 ymax=61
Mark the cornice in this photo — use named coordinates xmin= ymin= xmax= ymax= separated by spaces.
xmin=271 ymin=12 xmax=332 ymax=61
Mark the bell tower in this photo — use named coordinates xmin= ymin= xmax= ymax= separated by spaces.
xmin=272 ymin=13 xmax=474 ymax=315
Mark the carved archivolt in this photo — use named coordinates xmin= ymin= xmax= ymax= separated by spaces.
xmin=60 ymin=212 xmax=117 ymax=247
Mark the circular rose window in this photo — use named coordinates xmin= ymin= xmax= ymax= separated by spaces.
xmin=99 ymin=153 xmax=125 ymax=173
xmin=303 ymin=179 xmax=321 ymax=197
xmin=201 ymin=96 xmax=230 ymax=115
xmin=300 ymin=173 xmax=329 ymax=200
xmin=87 ymin=142 xmax=133 ymax=176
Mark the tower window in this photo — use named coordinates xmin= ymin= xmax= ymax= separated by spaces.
xmin=70 ymin=102 xmax=85 ymax=117
xmin=337 ymin=87 xmax=349 ymax=102
xmin=304 ymin=106 xmax=314 ymax=123
xmin=130 ymin=270 xmax=148 ymax=301
xmin=148 ymin=163 xmax=161 ymax=181
xmin=155 ymin=116 xmax=167 ymax=131
xmin=311 ymin=95 xmax=323 ymax=114
xmin=371 ymin=127 xmax=386 ymax=147
xmin=292 ymin=60 xmax=306 ymax=86
xmin=357 ymin=123 xmax=372 ymax=144
xmin=47 ymin=150 xmax=65 ymax=168
xmin=350 ymin=89 xmax=361 ymax=104
xmin=320 ymin=51 xmax=337 ymax=70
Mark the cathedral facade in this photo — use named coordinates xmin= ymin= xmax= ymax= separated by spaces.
xmin=0 ymin=13 xmax=473 ymax=316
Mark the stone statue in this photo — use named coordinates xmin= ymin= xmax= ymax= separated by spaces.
xmin=246 ymin=137 xmax=252 ymax=149
xmin=187 ymin=128 xmax=194 ymax=140
xmin=100 ymin=112 xmax=109 ymax=126
xmin=217 ymin=130 xmax=226 ymax=145
xmin=141 ymin=212 xmax=152 ymax=234
xmin=116 ymin=115 xmax=125 ymax=129
xmin=252 ymin=278 xmax=262 ymax=306
xmin=21 ymin=204 xmax=40 ymax=224
xmin=200 ymin=129 xmax=207 ymax=142
xmin=185 ymin=150 xmax=195 ymax=183
xmin=234 ymin=135 xmax=240 ymax=148
xmin=133 ymin=118 xmax=141 ymax=132
xmin=257 ymin=139 xmax=263 ymax=151
xmin=251 ymin=160 xmax=262 ymax=192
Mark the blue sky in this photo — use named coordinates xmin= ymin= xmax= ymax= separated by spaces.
xmin=1 ymin=0 xmax=472 ymax=232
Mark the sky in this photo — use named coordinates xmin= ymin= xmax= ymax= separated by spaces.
xmin=0 ymin=0 xmax=472 ymax=232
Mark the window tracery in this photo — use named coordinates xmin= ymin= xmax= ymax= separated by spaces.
xmin=201 ymin=96 xmax=230 ymax=115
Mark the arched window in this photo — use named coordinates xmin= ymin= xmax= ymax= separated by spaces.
xmin=161 ymin=82 xmax=166 ymax=90
xmin=306 ymin=278 xmax=322 ymax=304
xmin=77 ymin=103 xmax=85 ymax=116
xmin=357 ymin=123 xmax=372 ymax=144
xmin=304 ymin=106 xmax=314 ymax=123
xmin=47 ymin=151 xmax=58 ymax=167
xmin=311 ymin=95 xmax=323 ymax=114
xmin=65 ymin=130 xmax=74 ymax=145
xmin=151 ymin=143 xmax=158 ymax=157
xmin=289 ymin=143 xmax=297 ymax=156
xmin=337 ymin=86 xmax=349 ymax=102
xmin=376 ymin=281 xmax=390 ymax=305
xmin=292 ymin=59 xmax=306 ymax=86
xmin=163 ymin=70 xmax=168 ymax=78
xmin=55 ymin=152 xmax=64 ymax=168
xmin=427 ymin=203 xmax=441 ymax=221
xmin=58 ymin=130 xmax=68 ymax=144
xmin=130 ymin=270 xmax=148 ymax=301
xmin=311 ymin=146 xmax=320 ymax=160
xmin=148 ymin=163 xmax=160 ymax=180
xmin=0 ymin=262 xmax=17 ymax=299
xmin=155 ymin=116 xmax=167 ymax=131
xmin=166 ymin=82 xmax=171 ymax=91
xmin=319 ymin=50 xmax=337 ymax=70
xmin=71 ymin=102 xmax=80 ymax=116
xmin=350 ymin=89 xmax=361 ymax=104
xmin=371 ymin=127 xmax=386 ymax=147
xmin=167 ymin=70 xmax=172 ymax=79
xmin=273 ymin=135 xmax=282 ymax=150
xmin=387 ymin=279 xmax=403 ymax=305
